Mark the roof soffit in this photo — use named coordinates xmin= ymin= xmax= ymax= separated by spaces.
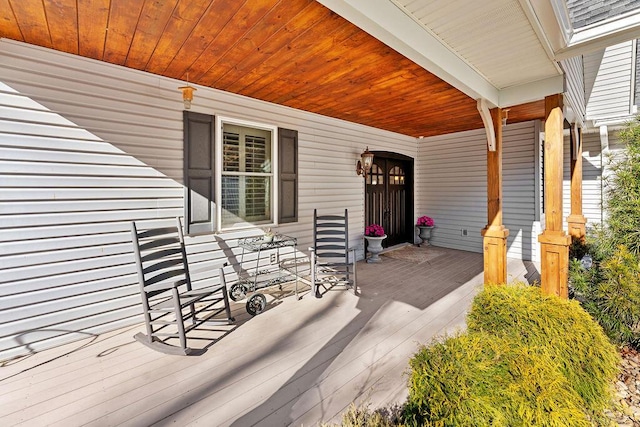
xmin=318 ymin=0 xmax=564 ymax=107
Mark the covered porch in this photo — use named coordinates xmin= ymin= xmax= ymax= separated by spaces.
xmin=0 ymin=248 xmax=538 ymax=426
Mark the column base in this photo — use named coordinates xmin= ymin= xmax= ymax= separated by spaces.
xmin=538 ymin=232 xmax=571 ymax=298
xmin=481 ymin=226 xmax=509 ymax=285
xmin=567 ymin=214 xmax=587 ymax=243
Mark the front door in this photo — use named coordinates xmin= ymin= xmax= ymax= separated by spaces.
xmin=365 ymin=153 xmax=413 ymax=247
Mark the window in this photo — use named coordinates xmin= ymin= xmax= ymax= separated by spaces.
xmin=221 ymin=123 xmax=273 ymax=228
xmin=366 ymin=163 xmax=384 ymax=185
xmin=389 ymin=165 xmax=405 ymax=184
xmin=183 ymin=112 xmax=298 ymax=234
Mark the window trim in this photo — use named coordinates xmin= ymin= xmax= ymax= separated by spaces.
xmin=215 ymin=116 xmax=279 ymax=231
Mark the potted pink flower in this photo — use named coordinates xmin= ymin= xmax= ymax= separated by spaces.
xmin=364 ymin=224 xmax=386 ymax=263
xmin=416 ymin=215 xmax=435 ymax=246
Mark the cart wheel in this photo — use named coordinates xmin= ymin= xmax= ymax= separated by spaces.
xmin=246 ymin=294 xmax=267 ymax=316
xmin=229 ymin=283 xmax=248 ymax=302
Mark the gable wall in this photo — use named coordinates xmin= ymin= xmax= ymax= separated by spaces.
xmin=584 ymin=41 xmax=634 ymax=119
xmin=0 ymin=40 xmax=416 ymax=360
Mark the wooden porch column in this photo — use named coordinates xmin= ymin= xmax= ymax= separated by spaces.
xmin=538 ymin=94 xmax=571 ymax=298
xmin=568 ymin=126 xmax=587 ymax=242
xmin=481 ymin=107 xmax=509 ymax=284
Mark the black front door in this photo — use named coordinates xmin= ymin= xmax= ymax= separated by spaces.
xmin=365 ymin=153 xmax=413 ymax=247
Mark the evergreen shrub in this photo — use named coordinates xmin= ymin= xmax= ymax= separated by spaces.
xmin=403 ymin=284 xmax=618 ymax=427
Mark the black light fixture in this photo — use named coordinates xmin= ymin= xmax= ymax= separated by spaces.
xmin=356 ymin=147 xmax=374 ymax=178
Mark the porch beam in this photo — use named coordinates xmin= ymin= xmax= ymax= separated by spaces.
xmin=568 ymin=124 xmax=587 ymax=242
xmin=481 ymin=107 xmax=509 ymax=285
xmin=538 ymin=94 xmax=571 ymax=298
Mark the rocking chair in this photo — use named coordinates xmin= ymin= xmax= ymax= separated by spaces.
xmin=310 ymin=209 xmax=357 ymax=298
xmin=131 ymin=217 xmax=234 ymax=355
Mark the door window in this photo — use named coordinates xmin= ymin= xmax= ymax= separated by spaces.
xmin=389 ymin=166 xmax=405 ymax=184
xmin=366 ymin=163 xmax=384 ymax=185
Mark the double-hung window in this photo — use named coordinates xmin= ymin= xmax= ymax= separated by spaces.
xmin=221 ymin=123 xmax=273 ymax=228
xmin=183 ymin=111 xmax=297 ymax=234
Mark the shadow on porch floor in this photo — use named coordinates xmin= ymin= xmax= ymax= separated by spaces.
xmin=0 ymin=247 xmax=539 ymax=426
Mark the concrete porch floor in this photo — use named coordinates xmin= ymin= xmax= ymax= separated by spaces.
xmin=0 ymin=247 xmax=539 ymax=426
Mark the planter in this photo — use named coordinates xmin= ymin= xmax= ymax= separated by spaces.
xmin=417 ymin=226 xmax=434 ymax=246
xmin=365 ymin=234 xmax=387 ymax=263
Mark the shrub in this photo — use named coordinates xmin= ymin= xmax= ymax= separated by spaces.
xmin=325 ymin=403 xmax=404 ymax=427
xmin=602 ymin=118 xmax=640 ymax=257
xmin=405 ymin=332 xmax=588 ymax=427
xmin=570 ymin=237 xmax=640 ymax=348
xmin=467 ymin=284 xmax=619 ymax=422
xmin=403 ymin=284 xmax=619 ymax=426
xmin=591 ymin=246 xmax=640 ymax=347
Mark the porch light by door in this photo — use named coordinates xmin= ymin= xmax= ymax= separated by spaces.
xmin=178 ymin=73 xmax=196 ymax=109
xmin=356 ymin=147 xmax=374 ymax=178
xmin=178 ymin=84 xmax=196 ymax=109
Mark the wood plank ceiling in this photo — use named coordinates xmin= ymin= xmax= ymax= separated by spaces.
xmin=0 ymin=0 xmax=544 ymax=138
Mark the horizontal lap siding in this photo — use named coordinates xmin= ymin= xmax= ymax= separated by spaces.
xmin=584 ymin=41 xmax=633 ymax=119
xmin=563 ymin=129 xmax=622 ymax=231
xmin=416 ymin=130 xmax=486 ymax=252
xmin=416 ymin=122 xmax=537 ymax=260
xmin=0 ymin=40 xmax=416 ymax=360
xmin=582 ymin=131 xmax=604 ymax=226
xmin=503 ymin=123 xmax=536 ymax=261
xmin=561 ymin=56 xmax=586 ymax=122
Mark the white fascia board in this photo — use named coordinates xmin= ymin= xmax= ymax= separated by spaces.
xmin=592 ymin=114 xmax=637 ymax=128
xmin=534 ymin=0 xmax=640 ymax=61
xmin=521 ymin=0 xmax=568 ymax=56
xmin=317 ymin=0 xmax=501 ymax=106
xmin=556 ymin=21 xmax=640 ymax=60
xmin=499 ymin=75 xmax=565 ymax=107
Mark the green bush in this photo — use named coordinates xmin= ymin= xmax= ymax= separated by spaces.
xmin=570 ymin=237 xmax=640 ymax=348
xmin=468 ymin=284 xmax=619 ymax=422
xmin=403 ymin=284 xmax=619 ymax=427
xmin=602 ymin=120 xmax=640 ymax=257
xmin=405 ymin=332 xmax=588 ymax=427
xmin=591 ymin=246 xmax=640 ymax=346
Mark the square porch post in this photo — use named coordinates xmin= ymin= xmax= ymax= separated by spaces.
xmin=568 ymin=126 xmax=587 ymax=242
xmin=538 ymin=94 xmax=571 ymax=298
xmin=482 ymin=107 xmax=509 ymax=284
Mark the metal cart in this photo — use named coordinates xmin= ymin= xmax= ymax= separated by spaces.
xmin=231 ymin=234 xmax=299 ymax=315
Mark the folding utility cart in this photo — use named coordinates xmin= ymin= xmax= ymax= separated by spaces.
xmin=231 ymin=234 xmax=299 ymax=315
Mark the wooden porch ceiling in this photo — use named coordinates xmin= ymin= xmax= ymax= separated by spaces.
xmin=0 ymin=0 xmax=545 ymax=138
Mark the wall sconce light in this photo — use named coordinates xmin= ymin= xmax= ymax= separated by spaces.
xmin=178 ymin=84 xmax=196 ymax=109
xmin=501 ymin=108 xmax=510 ymax=126
xmin=356 ymin=146 xmax=374 ymax=178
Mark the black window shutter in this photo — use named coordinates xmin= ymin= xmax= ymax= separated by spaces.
xmin=184 ymin=111 xmax=216 ymax=234
xmin=278 ymin=128 xmax=298 ymax=224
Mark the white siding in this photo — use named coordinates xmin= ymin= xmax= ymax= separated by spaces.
xmin=561 ymin=56 xmax=586 ymax=123
xmin=562 ymin=128 xmax=623 ymax=230
xmin=416 ymin=121 xmax=537 ymax=261
xmin=503 ymin=123 xmax=537 ymax=261
xmin=584 ymin=41 xmax=634 ymax=119
xmin=582 ymin=131 xmax=605 ymax=226
xmin=0 ymin=40 xmax=417 ymax=360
